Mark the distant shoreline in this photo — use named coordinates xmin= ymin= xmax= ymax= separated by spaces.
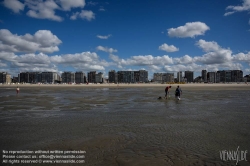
xmin=0 ymin=83 xmax=249 ymax=90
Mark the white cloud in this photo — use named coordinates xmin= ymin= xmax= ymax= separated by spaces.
xmin=2 ymin=0 xmax=93 ymax=22
xmin=96 ymin=34 xmax=111 ymax=39
xmin=194 ymin=39 xmax=232 ymax=64
xmin=224 ymin=0 xmax=250 ymax=16
xmin=109 ymin=54 xmax=173 ymax=67
xmin=168 ymin=22 xmax=210 ymax=38
xmin=58 ymin=0 xmax=85 ymax=11
xmin=233 ymin=52 xmax=250 ymax=62
xmin=3 ymin=0 xmax=25 ymax=13
xmin=0 ymin=51 xmax=109 ymax=74
xmin=96 ymin=46 xmax=117 ymax=54
xmin=174 ymin=55 xmax=193 ymax=64
xmin=70 ymin=10 xmax=95 ymax=21
xmin=159 ymin=43 xmax=179 ymax=52
xmin=0 ymin=29 xmax=62 ymax=53
xmin=25 ymin=0 xmax=63 ymax=22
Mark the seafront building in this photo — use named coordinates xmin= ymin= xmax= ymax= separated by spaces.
xmin=185 ymin=71 xmax=194 ymax=83
xmin=61 ymin=72 xmax=75 ymax=83
xmin=177 ymin=71 xmax=183 ymax=82
xmin=18 ymin=72 xmax=59 ymax=83
xmin=95 ymin=72 xmax=103 ymax=83
xmin=87 ymin=71 xmax=96 ymax=83
xmin=117 ymin=70 xmax=148 ymax=83
xmin=201 ymin=70 xmax=207 ymax=82
xmin=0 ymin=72 xmax=11 ymax=84
xmin=207 ymin=72 xmax=216 ymax=83
xmin=108 ymin=70 xmax=117 ymax=83
xmin=75 ymin=71 xmax=86 ymax=84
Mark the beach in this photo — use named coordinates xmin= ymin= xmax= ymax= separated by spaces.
xmin=0 ymin=84 xmax=250 ymax=166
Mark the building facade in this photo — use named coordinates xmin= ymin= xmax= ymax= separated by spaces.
xmin=87 ymin=71 xmax=96 ymax=83
xmin=185 ymin=71 xmax=194 ymax=83
xmin=108 ymin=70 xmax=117 ymax=83
xmin=177 ymin=71 xmax=182 ymax=82
xmin=61 ymin=72 xmax=75 ymax=83
xmin=95 ymin=72 xmax=103 ymax=83
xmin=75 ymin=71 xmax=85 ymax=84
xmin=207 ymin=72 xmax=216 ymax=83
xmin=0 ymin=72 xmax=11 ymax=84
xmin=201 ymin=70 xmax=207 ymax=82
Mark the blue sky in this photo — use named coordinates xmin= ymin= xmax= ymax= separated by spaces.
xmin=0 ymin=0 xmax=250 ymax=79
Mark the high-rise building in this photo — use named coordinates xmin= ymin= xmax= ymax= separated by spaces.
xmin=95 ymin=72 xmax=103 ymax=83
xmin=216 ymin=72 xmax=220 ymax=83
xmin=117 ymin=71 xmax=134 ymax=83
xmin=162 ymin=73 xmax=174 ymax=82
xmin=139 ymin=70 xmax=148 ymax=82
xmin=75 ymin=71 xmax=85 ymax=84
xmin=201 ymin=70 xmax=207 ymax=82
xmin=185 ymin=71 xmax=194 ymax=83
xmin=108 ymin=70 xmax=117 ymax=83
xmin=231 ymin=70 xmax=243 ymax=82
xmin=62 ymin=72 xmax=75 ymax=83
xmin=0 ymin=72 xmax=11 ymax=84
xmin=117 ymin=70 xmax=148 ymax=83
xmin=19 ymin=72 xmax=29 ymax=83
xmin=41 ymin=72 xmax=58 ymax=83
xmin=153 ymin=73 xmax=163 ymax=83
xmin=87 ymin=71 xmax=96 ymax=83
xmin=207 ymin=72 xmax=216 ymax=83
xmin=177 ymin=71 xmax=182 ymax=82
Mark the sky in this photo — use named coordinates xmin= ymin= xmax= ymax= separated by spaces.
xmin=0 ymin=0 xmax=250 ymax=79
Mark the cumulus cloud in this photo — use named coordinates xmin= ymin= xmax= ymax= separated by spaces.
xmin=25 ymin=0 xmax=63 ymax=22
xmin=194 ymin=39 xmax=232 ymax=64
xmin=159 ymin=43 xmax=179 ymax=52
xmin=109 ymin=54 xmax=173 ymax=67
xmin=224 ymin=0 xmax=250 ymax=16
xmin=3 ymin=0 xmax=93 ymax=22
xmin=0 ymin=29 xmax=62 ymax=53
xmin=70 ymin=10 xmax=95 ymax=21
xmin=96 ymin=46 xmax=117 ymax=54
xmin=96 ymin=34 xmax=111 ymax=39
xmin=58 ymin=0 xmax=85 ymax=11
xmin=233 ymin=52 xmax=250 ymax=62
xmin=3 ymin=0 xmax=25 ymax=13
xmin=174 ymin=55 xmax=193 ymax=64
xmin=0 ymin=51 xmax=109 ymax=75
xmin=51 ymin=52 xmax=108 ymax=71
xmin=168 ymin=22 xmax=210 ymax=38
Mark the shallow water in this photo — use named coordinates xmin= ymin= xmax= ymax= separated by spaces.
xmin=0 ymin=87 xmax=250 ymax=166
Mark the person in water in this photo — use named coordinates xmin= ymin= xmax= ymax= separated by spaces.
xmin=165 ymin=86 xmax=172 ymax=99
xmin=175 ymin=85 xmax=182 ymax=100
xmin=16 ymin=86 xmax=20 ymax=94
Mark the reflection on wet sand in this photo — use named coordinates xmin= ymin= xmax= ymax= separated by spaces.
xmin=0 ymin=86 xmax=250 ymax=166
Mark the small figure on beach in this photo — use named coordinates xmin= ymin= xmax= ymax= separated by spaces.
xmin=16 ymin=86 xmax=20 ymax=94
xmin=158 ymin=96 xmax=162 ymax=100
xmin=165 ymin=85 xmax=171 ymax=99
xmin=175 ymin=85 xmax=182 ymax=100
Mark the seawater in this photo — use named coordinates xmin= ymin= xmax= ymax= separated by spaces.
xmin=0 ymin=87 xmax=250 ymax=166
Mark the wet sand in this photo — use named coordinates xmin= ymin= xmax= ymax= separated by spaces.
xmin=0 ymin=85 xmax=250 ymax=166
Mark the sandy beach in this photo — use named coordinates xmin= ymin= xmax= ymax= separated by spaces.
xmin=0 ymin=84 xmax=250 ymax=166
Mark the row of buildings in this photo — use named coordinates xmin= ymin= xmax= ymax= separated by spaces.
xmin=153 ymin=70 xmax=247 ymax=83
xmin=108 ymin=70 xmax=148 ymax=83
xmin=0 ymin=70 xmax=149 ymax=84
xmin=1 ymin=69 xmax=249 ymax=84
